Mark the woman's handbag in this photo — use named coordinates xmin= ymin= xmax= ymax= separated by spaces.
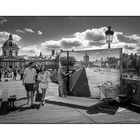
xmin=35 ymin=92 xmax=42 ymax=102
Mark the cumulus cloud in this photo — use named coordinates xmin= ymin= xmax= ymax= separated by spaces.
xmin=74 ymin=27 xmax=106 ymax=42
xmin=18 ymin=26 xmax=140 ymax=55
xmin=19 ymin=45 xmax=41 ymax=56
xmin=41 ymin=27 xmax=108 ymax=52
xmin=0 ymin=19 xmax=7 ymax=24
xmin=37 ymin=31 xmax=43 ymax=35
xmin=41 ymin=40 xmax=61 ymax=51
xmin=88 ymin=41 xmax=106 ymax=46
xmin=12 ymin=34 xmax=22 ymax=42
xmin=0 ymin=31 xmax=9 ymax=37
xmin=41 ymin=37 xmax=85 ymax=51
xmin=60 ymin=38 xmax=82 ymax=48
xmin=0 ymin=31 xmax=22 ymax=43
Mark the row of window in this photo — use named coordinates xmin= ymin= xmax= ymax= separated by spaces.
xmin=3 ymin=50 xmax=18 ymax=56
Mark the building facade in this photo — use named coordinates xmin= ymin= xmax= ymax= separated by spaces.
xmin=0 ymin=34 xmax=59 ymax=70
xmin=0 ymin=34 xmax=25 ymax=68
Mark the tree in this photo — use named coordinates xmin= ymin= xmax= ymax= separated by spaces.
xmin=60 ymin=56 xmax=76 ymax=66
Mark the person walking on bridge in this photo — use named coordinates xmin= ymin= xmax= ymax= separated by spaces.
xmin=22 ymin=62 xmax=36 ymax=107
xmin=38 ymin=65 xmax=50 ymax=106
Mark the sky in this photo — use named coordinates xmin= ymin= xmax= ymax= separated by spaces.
xmin=0 ymin=16 xmax=140 ymax=56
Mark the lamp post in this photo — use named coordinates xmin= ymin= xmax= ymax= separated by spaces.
xmin=66 ymin=51 xmax=69 ymax=95
xmin=105 ymin=26 xmax=114 ymax=49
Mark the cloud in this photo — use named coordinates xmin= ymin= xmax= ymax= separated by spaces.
xmin=41 ymin=40 xmax=61 ymax=51
xmin=41 ymin=27 xmax=109 ymax=52
xmin=16 ymin=29 xmax=24 ymax=33
xmin=16 ymin=28 xmax=35 ymax=34
xmin=124 ymin=44 xmax=136 ymax=50
xmin=12 ymin=34 xmax=22 ymax=42
xmin=60 ymin=38 xmax=82 ymax=48
xmin=0 ymin=31 xmax=9 ymax=36
xmin=116 ymin=33 xmax=140 ymax=43
xmin=88 ymin=41 xmax=106 ymax=46
xmin=0 ymin=19 xmax=7 ymax=24
xmin=16 ymin=28 xmax=43 ymax=35
xmin=74 ymin=27 xmax=106 ymax=42
xmin=0 ymin=31 xmax=22 ymax=43
xmin=41 ymin=37 xmax=85 ymax=51
xmin=18 ymin=26 xmax=140 ymax=55
xmin=24 ymin=28 xmax=34 ymax=33
xmin=19 ymin=45 xmax=41 ymax=56
xmin=37 ymin=31 xmax=43 ymax=35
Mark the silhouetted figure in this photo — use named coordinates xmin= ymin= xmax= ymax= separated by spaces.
xmin=13 ymin=69 xmax=17 ymax=80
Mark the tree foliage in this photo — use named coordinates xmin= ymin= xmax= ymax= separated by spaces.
xmin=60 ymin=56 xmax=76 ymax=66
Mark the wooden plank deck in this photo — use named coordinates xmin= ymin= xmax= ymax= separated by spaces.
xmin=0 ymin=76 xmax=140 ymax=124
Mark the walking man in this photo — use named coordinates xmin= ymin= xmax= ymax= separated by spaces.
xmin=22 ymin=62 xmax=36 ymax=107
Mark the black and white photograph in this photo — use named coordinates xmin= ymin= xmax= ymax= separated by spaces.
xmin=0 ymin=15 xmax=140 ymax=125
xmin=59 ymin=48 xmax=122 ymax=99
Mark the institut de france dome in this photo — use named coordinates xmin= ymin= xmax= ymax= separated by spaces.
xmin=0 ymin=34 xmax=25 ymax=68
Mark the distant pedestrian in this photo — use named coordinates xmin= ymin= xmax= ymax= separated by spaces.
xmin=20 ymin=68 xmax=24 ymax=80
xmin=13 ymin=69 xmax=17 ymax=80
xmin=37 ymin=65 xmax=50 ymax=106
xmin=4 ymin=69 xmax=8 ymax=78
xmin=22 ymin=62 xmax=36 ymax=107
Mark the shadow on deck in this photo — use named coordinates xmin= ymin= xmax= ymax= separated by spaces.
xmin=45 ymin=99 xmax=119 ymax=115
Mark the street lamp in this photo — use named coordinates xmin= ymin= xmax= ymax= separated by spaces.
xmin=105 ymin=26 xmax=114 ymax=49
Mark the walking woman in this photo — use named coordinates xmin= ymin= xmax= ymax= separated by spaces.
xmin=38 ymin=65 xmax=50 ymax=106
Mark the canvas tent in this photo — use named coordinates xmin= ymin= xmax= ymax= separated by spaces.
xmin=69 ymin=67 xmax=91 ymax=97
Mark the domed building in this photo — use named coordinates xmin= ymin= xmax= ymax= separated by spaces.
xmin=0 ymin=34 xmax=25 ymax=68
xmin=82 ymin=52 xmax=90 ymax=67
xmin=83 ymin=52 xmax=89 ymax=63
